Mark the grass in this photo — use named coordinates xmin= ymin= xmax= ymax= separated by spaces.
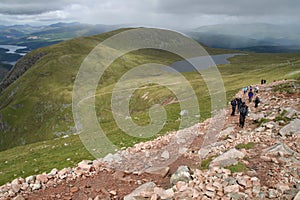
xmin=274 ymin=109 xmax=292 ymax=122
xmin=0 ymin=28 xmax=299 ymax=184
xmin=255 ymin=118 xmax=269 ymax=126
xmin=200 ymin=156 xmax=215 ymax=170
xmin=0 ymin=134 xmax=93 ymax=185
xmin=273 ymin=82 xmax=299 ymax=94
xmin=235 ymin=142 xmax=255 ymax=150
xmin=225 ymin=162 xmax=248 ymax=173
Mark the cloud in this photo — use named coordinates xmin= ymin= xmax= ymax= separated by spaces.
xmin=0 ymin=0 xmax=299 ymax=27
xmin=0 ymin=0 xmax=81 ymax=15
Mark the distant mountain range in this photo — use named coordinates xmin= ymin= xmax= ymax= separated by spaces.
xmin=0 ymin=22 xmax=121 ymax=49
xmin=185 ymin=23 xmax=300 ymax=53
xmin=1 ymin=22 xmax=300 ymax=81
xmin=0 ymin=22 xmax=121 ymax=80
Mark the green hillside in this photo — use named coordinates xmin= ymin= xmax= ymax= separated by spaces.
xmin=0 ymin=28 xmax=299 ymax=185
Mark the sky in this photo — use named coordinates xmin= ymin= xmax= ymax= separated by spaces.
xmin=0 ymin=0 xmax=299 ymax=28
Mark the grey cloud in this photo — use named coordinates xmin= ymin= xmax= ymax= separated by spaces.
xmin=0 ymin=0 xmax=82 ymax=15
xmin=155 ymin=0 xmax=300 ymax=16
xmin=0 ymin=0 xmax=299 ymax=27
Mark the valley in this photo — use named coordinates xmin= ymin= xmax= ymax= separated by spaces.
xmin=0 ymin=28 xmax=299 ymax=186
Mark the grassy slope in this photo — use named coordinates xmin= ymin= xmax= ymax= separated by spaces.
xmin=0 ymin=29 xmax=299 ymax=185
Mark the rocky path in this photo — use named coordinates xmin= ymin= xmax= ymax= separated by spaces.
xmin=1 ymin=80 xmax=299 ymax=200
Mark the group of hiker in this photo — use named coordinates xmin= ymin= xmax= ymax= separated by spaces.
xmin=231 ymin=83 xmax=262 ymax=128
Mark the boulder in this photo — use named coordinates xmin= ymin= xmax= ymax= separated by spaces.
xmin=282 ymin=107 xmax=299 ymax=119
xmin=25 ymin=176 xmax=35 ymax=184
xmin=250 ymin=113 xmax=264 ymax=121
xmin=279 ymin=119 xmax=300 ymax=137
xmin=224 ymin=185 xmax=240 ymax=193
xmin=36 ymin=174 xmax=48 ymax=184
xmin=294 ymin=191 xmax=300 ymax=200
xmin=198 ymin=148 xmax=210 ymax=159
xmin=11 ymin=179 xmax=20 ymax=193
xmin=218 ymin=127 xmax=234 ymax=138
xmin=170 ymin=166 xmax=192 ymax=185
xmin=77 ymin=160 xmax=93 ymax=171
xmin=103 ymin=153 xmax=122 ymax=163
xmin=154 ymin=187 xmax=174 ymax=199
xmin=210 ymin=148 xmax=245 ymax=168
xmin=145 ymin=167 xmax=170 ymax=178
xmin=124 ymin=182 xmax=156 ymax=200
xmin=13 ymin=195 xmax=25 ymax=200
xmin=263 ymin=142 xmax=297 ymax=156
xmin=161 ymin=150 xmax=170 ymax=160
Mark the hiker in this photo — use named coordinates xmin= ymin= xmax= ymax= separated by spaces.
xmin=236 ymin=98 xmax=243 ymax=114
xmin=249 ymin=85 xmax=253 ymax=91
xmin=254 ymin=86 xmax=259 ymax=94
xmin=239 ymin=102 xmax=249 ymax=128
xmin=261 ymin=79 xmax=264 ymax=84
xmin=243 ymin=86 xmax=248 ymax=94
xmin=254 ymin=96 xmax=260 ymax=108
xmin=248 ymin=90 xmax=254 ymax=102
xmin=230 ymin=99 xmax=237 ymax=116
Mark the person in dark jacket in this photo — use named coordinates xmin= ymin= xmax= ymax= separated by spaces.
xmin=254 ymin=96 xmax=260 ymax=108
xmin=236 ymin=98 xmax=243 ymax=114
xmin=248 ymin=90 xmax=254 ymax=102
xmin=231 ymin=99 xmax=237 ymax=116
xmin=239 ymin=102 xmax=248 ymax=128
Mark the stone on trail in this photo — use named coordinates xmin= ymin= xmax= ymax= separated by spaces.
xmin=36 ymin=174 xmax=48 ymax=184
xmin=281 ymin=107 xmax=299 ymax=119
xmin=161 ymin=150 xmax=170 ymax=160
xmin=124 ymin=182 xmax=156 ymax=200
xmin=103 ymin=153 xmax=122 ymax=163
xmin=275 ymin=183 xmax=290 ymax=194
xmin=11 ymin=179 xmax=20 ymax=193
xmin=218 ymin=127 xmax=234 ymax=138
xmin=13 ymin=195 xmax=25 ymax=200
xmin=263 ymin=142 xmax=297 ymax=156
xmin=224 ymin=184 xmax=240 ymax=194
xmin=77 ymin=160 xmax=93 ymax=171
xmin=32 ymin=182 xmax=41 ymax=190
xmin=198 ymin=148 xmax=210 ymax=159
xmin=145 ymin=167 xmax=170 ymax=178
xmin=279 ymin=119 xmax=300 ymax=137
xmin=154 ymin=187 xmax=174 ymax=199
xmin=25 ymin=175 xmax=35 ymax=184
xmin=210 ymin=148 xmax=245 ymax=168
xmin=170 ymin=166 xmax=192 ymax=186
xmin=250 ymin=113 xmax=264 ymax=121
xmin=294 ymin=191 xmax=300 ymax=200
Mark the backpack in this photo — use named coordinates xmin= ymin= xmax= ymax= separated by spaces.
xmin=240 ymin=106 xmax=248 ymax=116
xmin=231 ymin=100 xmax=236 ymax=106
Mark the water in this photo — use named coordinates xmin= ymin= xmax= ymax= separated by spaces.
xmin=167 ymin=53 xmax=245 ymax=72
xmin=0 ymin=45 xmax=28 ymax=56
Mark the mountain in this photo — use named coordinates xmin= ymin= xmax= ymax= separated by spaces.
xmin=0 ymin=29 xmax=298 ymax=185
xmin=185 ymin=23 xmax=300 ymax=52
xmin=0 ymin=28 xmax=299 ymax=153
xmin=0 ymin=22 xmax=121 ymax=81
xmin=0 ymin=22 xmax=121 ymax=49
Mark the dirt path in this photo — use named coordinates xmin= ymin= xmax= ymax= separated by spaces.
xmin=2 ymin=80 xmax=299 ymax=200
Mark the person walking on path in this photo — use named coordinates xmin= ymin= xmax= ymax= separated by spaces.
xmin=248 ymin=90 xmax=254 ymax=102
xmin=239 ymin=102 xmax=249 ymax=128
xmin=254 ymin=86 xmax=259 ymax=94
xmin=254 ymin=96 xmax=260 ymax=108
xmin=236 ymin=98 xmax=243 ymax=114
xmin=243 ymin=86 xmax=248 ymax=94
xmin=231 ymin=99 xmax=237 ymax=116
